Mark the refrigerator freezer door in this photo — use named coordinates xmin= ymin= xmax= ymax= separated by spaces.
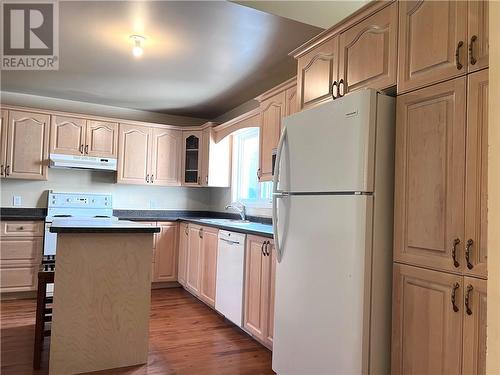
xmin=272 ymin=194 xmax=373 ymax=375
xmin=279 ymin=89 xmax=378 ymax=193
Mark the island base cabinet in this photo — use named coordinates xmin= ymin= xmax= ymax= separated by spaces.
xmin=243 ymin=235 xmax=275 ymax=349
xmin=392 ymin=264 xmax=487 ymax=375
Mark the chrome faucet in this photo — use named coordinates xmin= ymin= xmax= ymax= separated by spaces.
xmin=225 ymin=202 xmax=246 ymax=221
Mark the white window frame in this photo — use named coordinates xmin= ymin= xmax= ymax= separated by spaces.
xmin=231 ymin=127 xmax=272 ymax=209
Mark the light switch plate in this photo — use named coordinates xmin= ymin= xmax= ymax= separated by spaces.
xmin=13 ymin=195 xmax=22 ymax=206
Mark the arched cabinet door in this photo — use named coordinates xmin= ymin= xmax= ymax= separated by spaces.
xmin=86 ymin=120 xmax=118 ymax=158
xmin=338 ymin=2 xmax=397 ymax=95
xmin=117 ymin=124 xmax=151 ymax=185
xmin=151 ymin=128 xmax=182 ymax=186
xmin=182 ymin=131 xmax=202 ymax=186
xmin=50 ymin=115 xmax=86 ymax=156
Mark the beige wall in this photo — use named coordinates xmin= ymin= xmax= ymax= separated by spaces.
xmin=487 ymin=2 xmax=500 ymax=373
xmin=0 ymin=169 xmax=210 ymax=210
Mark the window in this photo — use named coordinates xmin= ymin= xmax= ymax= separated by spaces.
xmin=231 ymin=127 xmax=272 ymax=207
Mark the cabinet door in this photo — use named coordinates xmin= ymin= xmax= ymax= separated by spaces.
xmin=465 ymin=70 xmax=488 ymax=278
xmin=263 ymin=241 xmax=276 ymax=348
xmin=151 ymin=128 xmax=182 ymax=186
xmin=186 ymin=224 xmax=202 ymax=296
xmin=394 ymin=78 xmax=466 ymax=273
xmin=5 ymin=111 xmax=50 ymax=180
xmin=244 ymin=235 xmax=267 ymax=340
xmin=117 ymin=124 xmax=151 ymax=185
xmin=392 ymin=264 xmax=463 ymax=375
xmin=178 ymin=222 xmax=189 ymax=286
xmin=468 ymin=0 xmax=488 ymax=72
xmin=85 ymin=121 xmax=118 ymax=158
xmin=462 ymin=277 xmax=487 ymax=375
xmin=259 ymin=91 xmax=285 ymax=182
xmin=199 ymin=226 xmax=218 ymax=307
xmin=338 ymin=2 xmax=397 ymax=94
xmin=285 ymin=85 xmax=299 ymax=117
xmin=398 ymin=0 xmax=468 ymax=93
xmin=50 ymin=115 xmax=86 ymax=156
xmin=0 ymin=110 xmax=7 ymax=176
xmin=153 ymin=223 xmax=178 ymax=282
xmin=297 ymin=36 xmax=339 ymax=109
xmin=182 ymin=131 xmax=202 ymax=186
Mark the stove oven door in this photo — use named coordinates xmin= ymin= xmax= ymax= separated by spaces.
xmin=44 ymin=222 xmax=57 ymax=256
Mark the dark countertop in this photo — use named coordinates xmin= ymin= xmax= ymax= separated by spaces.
xmin=179 ymin=218 xmax=273 ymax=239
xmin=50 ymin=220 xmax=161 ymax=234
xmin=0 ymin=208 xmax=47 ymax=221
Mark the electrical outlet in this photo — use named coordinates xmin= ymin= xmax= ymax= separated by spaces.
xmin=13 ymin=196 xmax=22 ymax=206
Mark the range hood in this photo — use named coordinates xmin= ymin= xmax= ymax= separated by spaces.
xmin=49 ymin=154 xmax=117 ymax=171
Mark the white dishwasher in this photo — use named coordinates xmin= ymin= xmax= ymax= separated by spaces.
xmin=215 ymin=230 xmax=246 ymax=327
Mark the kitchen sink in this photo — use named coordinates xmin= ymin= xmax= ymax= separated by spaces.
xmin=197 ymin=218 xmax=252 ymax=225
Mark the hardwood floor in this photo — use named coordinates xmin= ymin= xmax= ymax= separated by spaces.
xmin=1 ymin=288 xmax=274 ymax=375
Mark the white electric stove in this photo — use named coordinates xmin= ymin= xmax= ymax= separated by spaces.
xmin=44 ymin=191 xmax=119 ymax=257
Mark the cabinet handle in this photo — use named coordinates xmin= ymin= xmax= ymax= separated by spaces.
xmin=197 ymin=176 xmax=200 ymax=184
xmin=17 ymin=226 xmax=24 ymax=230
xmin=266 ymin=241 xmax=271 ymax=256
xmin=0 ymin=164 xmax=4 ymax=176
xmin=261 ymin=242 xmax=266 ymax=256
xmin=331 ymin=81 xmax=338 ymax=100
xmin=79 ymin=144 xmax=84 ymax=154
xmin=146 ymin=174 xmax=150 ymax=183
xmin=205 ymin=176 xmax=208 ymax=184
xmin=465 ymin=239 xmax=474 ymax=270
xmin=451 ymin=238 xmax=460 ymax=268
xmin=184 ymin=227 xmax=188 ymax=236
xmin=199 ymin=228 xmax=203 ymax=238
xmin=465 ymin=284 xmax=473 ymax=315
xmin=84 ymin=145 xmax=89 ymax=154
xmin=338 ymin=79 xmax=345 ymax=97
xmin=151 ymin=174 xmax=154 ymax=183
xmin=5 ymin=165 xmax=10 ymax=176
xmin=469 ymin=35 xmax=477 ymax=65
xmin=451 ymin=282 xmax=460 ymax=312
xmin=257 ymin=169 xmax=261 ymax=180
xmin=455 ymin=41 xmax=464 ymax=70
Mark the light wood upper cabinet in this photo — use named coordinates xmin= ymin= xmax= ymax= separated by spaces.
xmin=297 ymin=36 xmax=339 ymax=109
xmin=186 ymin=224 xmax=202 ymax=296
xmin=285 ymin=85 xmax=299 ymax=117
xmin=178 ymin=222 xmax=189 ymax=286
xmin=85 ymin=121 xmax=118 ymax=158
xmin=50 ymin=116 xmax=86 ymax=156
xmin=200 ymin=128 xmax=231 ymax=187
xmin=151 ymin=128 xmax=182 ymax=186
xmin=0 ymin=110 xmax=7 ymax=177
xmin=394 ymin=77 xmax=466 ymax=273
xmin=259 ymin=91 xmax=285 ymax=182
xmin=398 ymin=0 xmax=468 ymax=93
xmin=117 ymin=124 xmax=151 ymax=185
xmin=182 ymin=131 xmax=203 ymax=186
xmin=392 ymin=264 xmax=463 ymax=375
xmin=338 ymin=2 xmax=397 ymax=94
xmin=199 ymin=226 xmax=218 ymax=307
xmin=465 ymin=70 xmax=488 ymax=279
xmin=468 ymin=0 xmax=489 ymax=73
xmin=462 ymin=276 xmax=487 ymax=375
xmin=5 ymin=110 xmax=50 ymax=180
xmin=153 ymin=223 xmax=178 ymax=283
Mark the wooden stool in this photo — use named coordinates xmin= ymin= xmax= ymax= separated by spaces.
xmin=33 ymin=270 xmax=54 ymax=369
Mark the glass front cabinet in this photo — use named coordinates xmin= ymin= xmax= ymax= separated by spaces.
xmin=182 ymin=131 xmax=202 ymax=185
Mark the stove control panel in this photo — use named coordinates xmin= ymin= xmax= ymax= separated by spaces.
xmin=49 ymin=192 xmax=112 ymax=209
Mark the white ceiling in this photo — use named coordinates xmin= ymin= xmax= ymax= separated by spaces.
xmin=1 ymin=1 xmax=321 ymax=119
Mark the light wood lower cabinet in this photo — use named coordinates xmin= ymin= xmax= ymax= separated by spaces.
xmin=2 ymin=111 xmax=50 ymax=180
xmin=394 ymin=77 xmax=466 ymax=273
xmin=153 ymin=223 xmax=178 ymax=282
xmin=392 ymin=264 xmax=487 ymax=375
xmin=177 ymin=222 xmax=189 ymax=286
xmin=243 ymin=235 xmax=275 ymax=349
xmin=0 ymin=221 xmax=43 ymax=293
xmin=199 ymin=226 xmax=218 ymax=307
xmin=338 ymin=2 xmax=397 ymax=95
xmin=186 ymin=224 xmax=203 ymax=295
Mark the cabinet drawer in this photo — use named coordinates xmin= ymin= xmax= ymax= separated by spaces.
xmin=0 ymin=264 xmax=38 ymax=292
xmin=1 ymin=221 xmax=44 ymax=237
xmin=0 ymin=238 xmax=42 ymax=262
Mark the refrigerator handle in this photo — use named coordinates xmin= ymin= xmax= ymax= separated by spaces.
xmin=273 ymin=127 xmax=287 ymax=263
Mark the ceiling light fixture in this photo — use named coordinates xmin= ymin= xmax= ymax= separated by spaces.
xmin=130 ymin=35 xmax=145 ymax=57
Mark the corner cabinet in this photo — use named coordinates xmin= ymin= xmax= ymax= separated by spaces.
xmin=338 ymin=2 xmax=397 ymax=95
xmin=177 ymin=222 xmax=189 ymax=286
xmin=244 ymin=235 xmax=276 ymax=349
xmin=1 ymin=110 xmax=50 ymax=180
xmin=117 ymin=124 xmax=181 ymax=186
xmin=186 ymin=224 xmax=203 ymax=295
xmin=181 ymin=131 xmax=203 ymax=186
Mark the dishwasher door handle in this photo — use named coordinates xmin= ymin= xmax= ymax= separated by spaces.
xmin=219 ymin=238 xmax=240 ymax=245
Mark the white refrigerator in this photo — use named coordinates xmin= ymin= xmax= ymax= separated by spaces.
xmin=272 ymin=89 xmax=395 ymax=375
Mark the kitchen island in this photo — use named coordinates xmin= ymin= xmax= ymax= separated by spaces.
xmin=48 ymin=220 xmax=160 ymax=375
